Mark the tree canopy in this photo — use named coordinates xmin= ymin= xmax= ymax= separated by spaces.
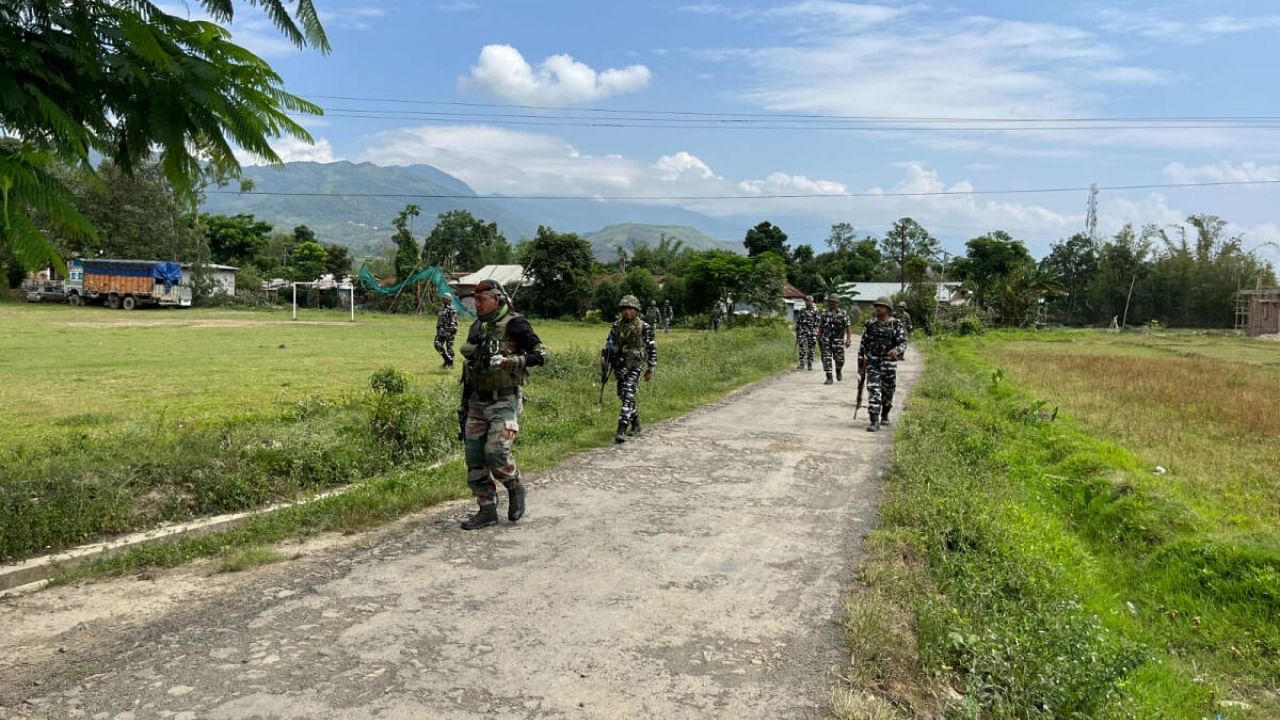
xmin=0 ymin=0 xmax=326 ymax=272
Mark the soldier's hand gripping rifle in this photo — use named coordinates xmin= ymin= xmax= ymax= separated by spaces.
xmin=598 ymin=337 xmax=615 ymax=407
xmin=854 ymin=357 xmax=868 ymax=418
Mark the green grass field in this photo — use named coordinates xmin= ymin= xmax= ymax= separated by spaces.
xmin=838 ymin=330 xmax=1279 ymax=720
xmin=0 ymin=303 xmax=612 ymax=446
xmin=0 ymin=303 xmax=795 ymax=566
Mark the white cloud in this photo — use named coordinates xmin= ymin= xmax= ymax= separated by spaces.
xmin=459 ymin=45 xmax=651 ymax=106
xmin=738 ymin=172 xmax=847 ymax=195
xmin=436 ymin=1 xmax=479 ymax=11
xmin=1163 ymin=161 xmax=1280 ymax=185
xmin=241 ymin=136 xmax=338 ymax=166
xmin=1097 ymin=9 xmax=1280 ymax=44
xmin=318 ymin=5 xmax=386 ymax=30
xmin=653 ymin=151 xmax=721 ymax=181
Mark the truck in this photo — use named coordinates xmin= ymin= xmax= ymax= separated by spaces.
xmin=64 ymin=258 xmax=192 ymax=309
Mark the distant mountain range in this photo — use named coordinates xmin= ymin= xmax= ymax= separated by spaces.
xmin=200 ymin=161 xmax=744 ymax=258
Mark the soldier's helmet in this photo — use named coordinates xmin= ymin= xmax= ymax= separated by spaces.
xmin=873 ymin=296 xmax=893 ymax=308
xmin=649 ymin=300 xmax=657 ymax=306
xmin=825 ymin=293 xmax=841 ymax=303
xmin=897 ymin=301 xmax=907 ymax=309
xmin=619 ymin=294 xmax=641 ymax=310
xmin=441 ymin=292 xmax=454 ymax=302
xmin=805 ymin=295 xmax=814 ymax=303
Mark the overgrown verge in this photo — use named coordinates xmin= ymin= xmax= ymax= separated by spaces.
xmin=835 ymin=337 xmax=1279 ymax=719
xmin=1 ymin=324 xmax=794 ymax=570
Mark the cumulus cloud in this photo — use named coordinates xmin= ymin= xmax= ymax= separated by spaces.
xmin=459 ymin=45 xmax=651 ymax=106
xmin=241 ymin=136 xmax=338 ymax=166
xmin=1163 ymin=161 xmax=1280 ymax=185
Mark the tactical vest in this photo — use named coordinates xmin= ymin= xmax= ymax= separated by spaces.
xmin=615 ymin=318 xmax=645 ymax=370
xmin=461 ymin=308 xmax=529 ymax=391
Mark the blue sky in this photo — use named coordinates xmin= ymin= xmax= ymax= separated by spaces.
xmin=195 ymin=0 xmax=1280 ymax=257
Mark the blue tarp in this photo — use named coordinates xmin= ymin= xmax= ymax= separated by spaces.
xmin=152 ymin=262 xmax=183 ymax=292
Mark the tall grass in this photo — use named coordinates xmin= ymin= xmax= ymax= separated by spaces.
xmin=839 ymin=335 xmax=1279 ymax=719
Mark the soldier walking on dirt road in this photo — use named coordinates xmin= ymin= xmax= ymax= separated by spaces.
xmin=859 ymin=296 xmax=908 ymax=432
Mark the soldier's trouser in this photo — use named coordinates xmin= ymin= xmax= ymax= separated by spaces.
xmin=820 ymin=339 xmax=845 ymax=375
xmin=663 ymin=318 xmax=670 ymax=332
xmin=866 ymin=358 xmax=898 ymax=421
xmin=614 ymin=365 xmax=642 ymax=426
xmin=797 ymin=334 xmax=816 ymax=365
xmin=464 ymin=392 xmax=523 ymax=507
xmin=434 ymin=333 xmax=455 ymax=364
xmin=712 ymin=319 xmax=721 ymax=332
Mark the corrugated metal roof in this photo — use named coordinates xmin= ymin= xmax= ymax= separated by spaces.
xmin=454 ymin=264 xmax=529 ymax=286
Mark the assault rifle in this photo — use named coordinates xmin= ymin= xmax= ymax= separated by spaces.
xmin=598 ymin=336 xmax=615 ymax=407
xmin=853 ymin=357 xmax=868 ymax=418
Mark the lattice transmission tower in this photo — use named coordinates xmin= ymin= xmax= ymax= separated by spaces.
xmin=1085 ymin=183 xmax=1098 ymax=246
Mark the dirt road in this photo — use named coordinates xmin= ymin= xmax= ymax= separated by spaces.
xmin=1 ymin=353 xmax=920 ymax=719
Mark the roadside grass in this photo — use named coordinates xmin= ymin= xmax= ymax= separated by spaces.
xmin=837 ymin=333 xmax=1279 ymax=719
xmin=215 ymin=545 xmax=289 ymax=573
xmin=0 ymin=306 xmax=794 ymax=573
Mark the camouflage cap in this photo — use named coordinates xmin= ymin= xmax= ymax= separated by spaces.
xmin=896 ymin=300 xmax=907 ymax=308
xmin=475 ymin=279 xmax=507 ymax=299
xmin=873 ymin=296 xmax=893 ymax=308
xmin=619 ymin=294 xmax=641 ymax=310
xmin=649 ymin=299 xmax=657 ymax=305
xmin=825 ymin=293 xmax=841 ymax=303
xmin=805 ymin=295 xmax=814 ymax=302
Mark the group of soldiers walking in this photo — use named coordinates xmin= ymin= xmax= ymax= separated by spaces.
xmin=430 ymin=285 xmax=909 ymax=530
xmin=794 ymin=294 xmax=909 ymax=431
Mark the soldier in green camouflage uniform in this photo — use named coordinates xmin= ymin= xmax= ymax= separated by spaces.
xmin=661 ymin=299 xmax=674 ymax=333
xmin=645 ymin=299 xmax=661 ymax=328
xmin=710 ymin=303 xmax=724 ymax=332
xmin=817 ymin=293 xmax=852 ymax=384
xmin=859 ymin=296 xmax=908 ymax=432
xmin=434 ymin=293 xmax=459 ymax=369
xmin=457 ymin=279 xmax=549 ymax=530
xmin=793 ymin=295 xmax=819 ymax=370
xmin=896 ymin=301 xmax=913 ymax=336
xmin=603 ymin=295 xmax=657 ymax=444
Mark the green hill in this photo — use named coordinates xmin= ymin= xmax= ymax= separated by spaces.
xmin=583 ymin=224 xmax=739 ymax=259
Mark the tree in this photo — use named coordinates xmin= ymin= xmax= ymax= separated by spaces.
xmin=325 ymin=244 xmax=353 ymax=279
xmin=739 ymin=252 xmax=787 ymax=315
xmin=422 ymin=210 xmax=512 ymax=271
xmin=593 ymin=278 xmax=624 ymax=321
xmin=744 ymin=221 xmax=790 ymax=260
xmin=391 ymin=205 xmax=422 ymax=280
xmin=686 ymin=249 xmax=752 ymax=313
xmin=952 ymin=231 xmax=1035 ymax=308
xmin=880 ymin=218 xmax=938 ymax=290
xmin=518 ymin=226 xmax=594 ymax=318
xmin=293 ymin=225 xmax=317 ymax=245
xmin=290 ymin=241 xmax=328 ymax=281
xmin=202 ymin=214 xmax=272 ymax=267
xmin=622 ymin=267 xmax=662 ymax=310
xmin=1040 ymin=233 xmax=1098 ymax=324
xmin=628 ymin=234 xmax=691 ymax=276
xmin=0 ymin=1 xmax=327 ymax=272
xmin=826 ymin=222 xmax=857 ymax=253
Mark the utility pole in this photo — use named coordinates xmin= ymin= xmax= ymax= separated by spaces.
xmin=1086 ymin=183 xmax=1099 ymax=247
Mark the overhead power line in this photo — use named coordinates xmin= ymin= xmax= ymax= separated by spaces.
xmin=298 ymin=93 xmax=1280 ymax=124
xmin=302 ymin=110 xmax=1280 ymax=132
xmin=210 ymin=178 xmax=1280 ymax=201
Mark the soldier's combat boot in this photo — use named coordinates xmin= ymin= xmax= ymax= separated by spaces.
xmin=629 ymin=415 xmax=642 ymax=437
xmin=614 ymin=420 xmax=629 ymax=444
xmin=866 ymin=414 xmax=880 ymax=432
xmin=880 ymin=409 xmax=892 ymax=426
xmin=836 ymin=365 xmax=844 ymax=382
xmin=507 ymin=485 xmax=526 ymax=522
xmin=824 ymin=373 xmax=834 ymax=385
xmin=807 ymin=361 xmax=813 ymax=370
xmin=461 ymin=504 xmax=499 ymax=530
xmin=797 ymin=361 xmax=804 ymax=370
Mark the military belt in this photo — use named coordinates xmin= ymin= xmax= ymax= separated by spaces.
xmin=471 ymin=387 xmax=520 ymax=402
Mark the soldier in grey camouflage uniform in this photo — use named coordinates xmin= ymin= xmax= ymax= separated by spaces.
xmin=710 ymin=303 xmax=724 ymax=332
xmin=793 ymin=295 xmax=819 ymax=370
xmin=457 ymin=279 xmax=549 ymax=530
xmin=434 ymin=293 xmax=459 ymax=368
xmin=661 ymin=299 xmax=674 ymax=333
xmin=817 ymin=293 xmax=852 ymax=384
xmin=603 ymin=295 xmax=657 ymax=444
xmin=859 ymin=296 xmax=908 ymax=432
xmin=897 ymin=301 xmax=913 ymax=336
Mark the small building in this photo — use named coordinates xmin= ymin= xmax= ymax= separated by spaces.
xmin=781 ymin=283 xmax=808 ymax=322
xmin=182 ymin=263 xmax=238 ymax=296
xmin=1241 ymin=289 xmax=1280 ymax=337
xmin=452 ymin=265 xmax=530 ymax=312
xmin=836 ymin=281 xmax=964 ymax=315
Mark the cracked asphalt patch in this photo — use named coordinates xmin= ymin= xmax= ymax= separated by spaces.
xmin=0 ymin=353 xmax=920 ymax=719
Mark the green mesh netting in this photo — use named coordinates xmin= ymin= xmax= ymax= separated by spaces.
xmin=358 ymin=264 xmax=474 ymax=318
